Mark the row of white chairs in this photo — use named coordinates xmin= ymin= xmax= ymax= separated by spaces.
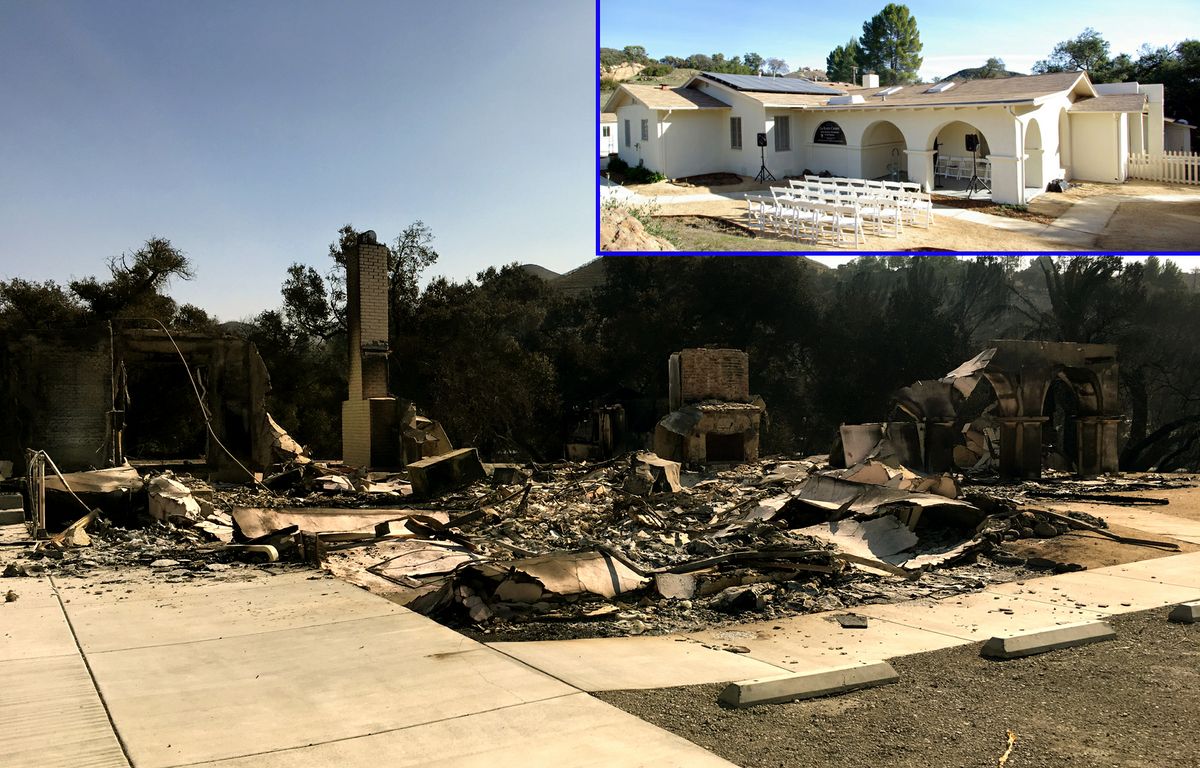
xmin=936 ymin=155 xmax=992 ymax=182
xmin=775 ymin=186 xmax=901 ymax=239
xmin=744 ymin=195 xmax=867 ymax=247
xmin=787 ymin=177 xmax=934 ymax=229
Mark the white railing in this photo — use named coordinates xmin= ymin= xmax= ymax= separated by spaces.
xmin=1128 ymin=151 xmax=1200 ymax=185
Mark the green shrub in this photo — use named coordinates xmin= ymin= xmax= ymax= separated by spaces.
xmin=640 ymin=62 xmax=674 ymax=77
xmin=624 ymin=160 xmax=665 ymax=184
xmin=607 ymin=156 xmax=629 ymax=174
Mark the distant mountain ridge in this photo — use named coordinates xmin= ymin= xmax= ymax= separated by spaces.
xmin=942 ymin=66 xmax=1025 ymax=81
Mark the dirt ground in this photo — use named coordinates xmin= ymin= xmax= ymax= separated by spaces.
xmin=1096 ymin=199 xmax=1200 ymax=251
xmin=653 ymin=202 xmax=1069 ymax=252
xmin=597 ymin=609 xmax=1200 ymax=768
xmin=612 ymin=176 xmax=1200 ymax=252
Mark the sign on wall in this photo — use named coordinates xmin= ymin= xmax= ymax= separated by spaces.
xmin=814 ymin=121 xmax=847 ymax=145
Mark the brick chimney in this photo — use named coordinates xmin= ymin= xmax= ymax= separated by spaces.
xmin=341 ymin=230 xmax=398 ymax=467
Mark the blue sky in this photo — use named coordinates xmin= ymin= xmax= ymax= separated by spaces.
xmin=1 ymin=2 xmax=1196 ymax=320
xmin=0 ymin=0 xmax=594 ymax=320
xmin=601 ymin=0 xmax=1198 ymax=81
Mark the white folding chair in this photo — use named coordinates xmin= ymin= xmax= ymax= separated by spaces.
xmin=860 ymin=195 xmax=902 ymax=237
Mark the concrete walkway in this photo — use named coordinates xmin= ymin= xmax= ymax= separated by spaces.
xmin=489 ymin=549 xmax=1200 ymax=691
xmin=1 ymin=527 xmax=734 ymax=768
xmin=489 ymin=505 xmax=1200 ymax=693
xmin=7 ymin=505 xmax=1198 ymax=767
xmin=491 ymin=551 xmax=1200 ymax=691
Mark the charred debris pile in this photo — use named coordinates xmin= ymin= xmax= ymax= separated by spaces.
xmin=2 ymin=446 xmax=1186 ymax=640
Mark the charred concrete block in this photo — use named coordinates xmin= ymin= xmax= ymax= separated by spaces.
xmin=0 ymin=492 xmax=22 ymax=526
xmin=488 ymin=464 xmax=531 ymax=486
xmin=407 ymin=448 xmax=486 ymax=498
xmin=655 ymin=573 xmax=697 ymax=600
xmin=1169 ymin=601 xmax=1200 ymax=624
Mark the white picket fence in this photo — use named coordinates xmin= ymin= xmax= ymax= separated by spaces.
xmin=1127 ymin=151 xmax=1200 ymax=185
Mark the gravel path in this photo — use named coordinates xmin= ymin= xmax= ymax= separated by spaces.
xmin=596 ymin=609 xmax=1200 ymax=768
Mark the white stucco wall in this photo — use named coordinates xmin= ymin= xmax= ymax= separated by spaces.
xmin=1142 ymin=84 xmax=1165 ymax=155
xmin=614 ymin=103 xmax=662 ymax=174
xmin=765 ymin=111 xmax=803 ymax=177
xmin=658 ymin=111 xmax=725 ymax=179
xmin=1070 ymin=112 xmax=1126 ymax=182
xmin=690 ymin=81 xmax=769 ymax=177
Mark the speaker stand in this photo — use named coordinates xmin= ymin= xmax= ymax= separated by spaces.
xmin=754 ymin=145 xmax=775 ymax=183
xmin=966 ymin=146 xmax=991 ymax=199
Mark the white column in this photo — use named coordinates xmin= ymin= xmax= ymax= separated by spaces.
xmin=988 ymin=154 xmax=1027 ymax=205
xmin=904 ymin=149 xmax=936 ymax=192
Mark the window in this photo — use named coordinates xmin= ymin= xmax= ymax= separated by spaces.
xmin=774 ymin=116 xmax=791 ymax=151
xmin=602 ymin=126 xmax=611 ymax=138
xmin=641 ymin=119 xmax=649 ymax=142
xmin=624 ymin=120 xmax=631 ymax=147
xmin=730 ymin=116 xmax=742 ymax=150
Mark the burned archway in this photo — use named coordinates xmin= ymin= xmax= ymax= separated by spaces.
xmin=1041 ymin=375 xmax=1081 ymax=472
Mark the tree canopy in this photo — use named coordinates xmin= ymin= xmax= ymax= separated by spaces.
xmin=1033 ymin=28 xmax=1111 ymax=75
xmin=1032 ymin=31 xmax=1200 ymax=123
xmin=826 ymin=38 xmax=862 ymax=83
xmin=765 ymin=57 xmax=789 ymax=76
xmin=858 ymin=3 xmax=923 ymax=85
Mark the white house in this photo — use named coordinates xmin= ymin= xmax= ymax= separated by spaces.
xmin=600 ymin=112 xmax=618 ymax=165
xmin=1165 ymin=118 xmax=1195 ymax=154
xmin=603 ymin=71 xmax=1172 ymax=205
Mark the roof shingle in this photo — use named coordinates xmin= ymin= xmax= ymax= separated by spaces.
xmin=616 ymin=83 xmax=730 ymax=110
xmin=1069 ymin=93 xmax=1148 ymax=113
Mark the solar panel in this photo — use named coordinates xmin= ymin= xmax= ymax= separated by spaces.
xmin=700 ymin=72 xmax=845 ymax=95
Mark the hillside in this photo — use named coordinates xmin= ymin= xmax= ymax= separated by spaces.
xmin=943 ymin=66 xmax=1025 ymax=81
xmin=524 ymin=256 xmax=832 ymax=297
xmin=784 ymin=67 xmax=830 ymax=82
xmin=600 ymin=68 xmax=701 ymax=109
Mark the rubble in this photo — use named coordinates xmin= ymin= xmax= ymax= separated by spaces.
xmin=148 ymin=475 xmax=203 ymax=525
xmin=3 ymin=433 xmax=1193 ymax=643
xmin=407 ymin=448 xmax=487 ymax=498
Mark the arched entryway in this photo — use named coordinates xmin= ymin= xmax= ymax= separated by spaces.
xmin=930 ymin=120 xmax=992 ymax=193
xmin=861 ymin=120 xmax=907 ymax=180
xmin=1041 ymin=376 xmax=1081 ymax=472
xmin=1024 ymin=118 xmax=1045 ymax=191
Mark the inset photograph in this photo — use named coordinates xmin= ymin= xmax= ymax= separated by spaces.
xmin=598 ymin=3 xmax=1199 ymax=252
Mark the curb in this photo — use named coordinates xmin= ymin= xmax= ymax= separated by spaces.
xmin=981 ymin=621 xmax=1116 ymax=659
xmin=718 ymin=661 xmax=899 ymax=708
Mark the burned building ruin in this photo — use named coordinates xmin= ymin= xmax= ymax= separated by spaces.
xmin=654 ymin=348 xmax=765 ymax=464
xmin=843 ymin=340 xmax=1121 ymax=480
xmin=0 ymin=325 xmax=274 ymax=479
